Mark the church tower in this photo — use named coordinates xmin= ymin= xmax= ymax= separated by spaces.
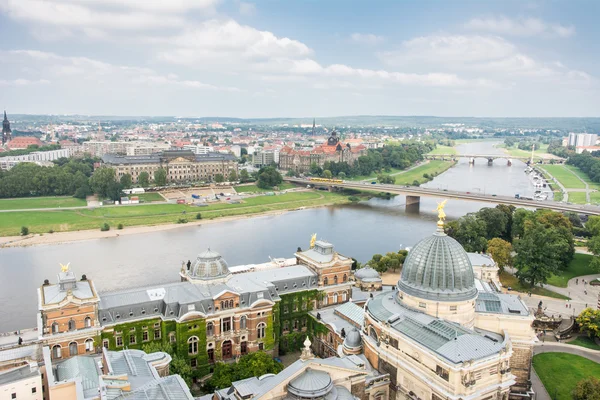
xmin=312 ymin=118 xmax=315 ymax=136
xmin=2 ymin=110 xmax=12 ymax=145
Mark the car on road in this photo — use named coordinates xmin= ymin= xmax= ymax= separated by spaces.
xmin=590 ymin=278 xmax=600 ymax=286
xmin=466 ymin=191 xmax=471 ymax=194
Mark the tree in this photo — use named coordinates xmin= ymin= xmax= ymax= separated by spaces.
xmin=257 ymin=166 xmax=283 ymax=189
xmin=90 ymin=167 xmax=118 ymax=198
xmin=205 ymin=352 xmax=283 ymax=391
xmin=154 ymin=168 xmax=167 ymax=186
xmin=377 ymin=174 xmax=395 ymax=184
xmin=322 ymin=170 xmax=333 ymax=179
xmin=487 ymin=238 xmax=512 ymax=273
xmin=576 ymin=308 xmax=600 ymax=338
xmin=239 ymin=169 xmax=251 ymax=182
xmin=495 ymin=204 xmax=515 ymax=240
xmin=119 ymin=173 xmax=132 ymax=189
xmin=477 ymin=207 xmax=509 ymax=240
xmin=573 ymin=377 xmax=600 ymax=400
xmin=338 ymin=172 xmax=346 ymax=179
xmin=286 ymin=169 xmax=296 ymax=177
xmin=21 ymin=226 xmax=29 ymax=236
xmin=138 ymin=171 xmax=150 ymax=187
xmin=445 ymin=215 xmax=488 ymax=253
xmin=170 ymin=355 xmax=194 ymax=389
xmin=587 ymin=216 xmax=600 ymax=236
xmin=512 ymin=208 xmax=534 ymax=239
xmin=309 ymin=162 xmax=323 ymax=176
xmin=214 ymin=174 xmax=225 ymax=183
xmin=228 ymin=170 xmax=238 ymax=182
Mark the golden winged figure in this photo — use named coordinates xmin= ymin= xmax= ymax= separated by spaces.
xmin=60 ymin=262 xmax=70 ymax=273
xmin=310 ymin=233 xmax=317 ymax=249
xmin=436 ymin=200 xmax=448 ymax=222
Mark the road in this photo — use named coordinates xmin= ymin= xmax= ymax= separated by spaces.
xmin=285 ymin=178 xmax=600 ymax=215
xmin=425 ymin=153 xmax=565 ymax=162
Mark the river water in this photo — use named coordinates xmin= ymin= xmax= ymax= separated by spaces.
xmin=0 ymin=141 xmax=541 ymax=331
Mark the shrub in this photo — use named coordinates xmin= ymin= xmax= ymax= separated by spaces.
xmin=423 ymin=173 xmax=430 ymax=179
xmin=348 ymin=196 xmax=360 ymax=202
xmin=195 ymin=213 xmax=202 ymax=220
xmin=100 ymin=223 xmax=110 ymax=231
xmin=412 ymin=180 xmax=420 ymax=186
xmin=48 ymin=229 xmax=54 ymax=234
xmin=117 ymin=223 xmax=124 ymax=230
xmin=20 ymin=226 xmax=29 ymax=236
xmin=177 ymin=218 xmax=188 ymax=224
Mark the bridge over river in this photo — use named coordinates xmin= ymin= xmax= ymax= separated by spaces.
xmin=285 ymin=178 xmax=600 ymax=215
xmin=425 ymin=153 xmax=565 ymax=165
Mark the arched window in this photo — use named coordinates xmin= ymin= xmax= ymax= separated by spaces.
xmin=220 ymin=301 xmax=225 ymax=310
xmin=52 ymin=345 xmax=61 ymax=359
xmin=169 ymin=332 xmax=176 ymax=343
xmin=52 ymin=322 xmax=59 ymax=334
xmin=68 ymin=319 xmax=76 ymax=331
xmin=69 ymin=342 xmax=78 ymax=356
xmin=332 ymin=293 xmax=338 ymax=303
xmin=257 ymin=323 xmax=266 ymax=339
xmin=188 ymin=336 xmax=199 ymax=355
xmin=84 ymin=317 xmax=92 ymax=328
xmin=240 ymin=316 xmax=247 ymax=330
xmin=334 ymin=275 xmax=338 ymax=284
xmin=323 ymin=295 xmax=328 ymax=305
xmin=324 ymin=277 xmax=328 ymax=285
xmin=85 ymin=339 xmax=94 ymax=352
xmin=294 ymin=320 xmax=299 ymax=330
xmin=207 ymin=322 xmax=214 ymax=336
xmin=342 ymin=292 xmax=347 ymax=302
xmin=328 ymin=333 xmax=333 ymax=344
xmin=369 ymin=327 xmax=378 ymax=342
xmin=343 ymin=274 xmax=347 ymax=283
xmin=229 ymin=300 xmax=234 ymax=308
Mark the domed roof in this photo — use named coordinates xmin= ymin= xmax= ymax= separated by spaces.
xmin=398 ymin=230 xmax=477 ymax=301
xmin=288 ymin=368 xmax=333 ymax=398
xmin=188 ymin=248 xmax=231 ymax=282
xmin=343 ymin=328 xmax=362 ymax=349
xmin=354 ymin=267 xmax=380 ymax=280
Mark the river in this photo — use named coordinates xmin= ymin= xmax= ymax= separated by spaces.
xmin=0 ymin=141 xmax=541 ymax=331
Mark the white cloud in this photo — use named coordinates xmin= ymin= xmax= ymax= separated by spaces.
xmin=0 ymin=78 xmax=50 ymax=86
xmin=350 ymin=33 xmax=385 ymax=45
xmin=238 ymin=1 xmax=256 ymax=16
xmin=464 ymin=16 xmax=575 ymax=37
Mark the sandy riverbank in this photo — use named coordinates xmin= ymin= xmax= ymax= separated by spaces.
xmin=0 ymin=208 xmax=300 ymax=248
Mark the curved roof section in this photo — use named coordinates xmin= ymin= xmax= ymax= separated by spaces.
xmin=398 ymin=231 xmax=477 ymax=301
xmin=343 ymin=328 xmax=362 ymax=349
xmin=355 ymin=267 xmax=380 ymax=280
xmin=288 ymin=368 xmax=333 ymax=398
xmin=188 ymin=248 xmax=231 ymax=281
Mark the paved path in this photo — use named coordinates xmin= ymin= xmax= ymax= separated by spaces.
xmin=563 ymin=165 xmax=592 ymax=203
xmin=537 ymin=167 xmax=568 ymax=203
xmin=532 ymin=342 xmax=600 ymax=400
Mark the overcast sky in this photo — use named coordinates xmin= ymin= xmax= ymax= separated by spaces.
xmin=0 ymin=0 xmax=598 ymax=118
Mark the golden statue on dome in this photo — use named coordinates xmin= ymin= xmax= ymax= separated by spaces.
xmin=60 ymin=262 xmax=70 ymax=273
xmin=310 ymin=233 xmax=317 ymax=249
xmin=436 ymin=200 xmax=448 ymax=227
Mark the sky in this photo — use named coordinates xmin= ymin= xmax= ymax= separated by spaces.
xmin=0 ymin=0 xmax=598 ymax=118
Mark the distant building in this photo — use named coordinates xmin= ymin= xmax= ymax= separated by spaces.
xmin=0 ymin=363 xmax=42 ymax=400
xmin=83 ymin=141 xmax=129 ymax=157
xmin=102 ymin=150 xmax=238 ymax=183
xmin=230 ymin=145 xmax=241 ymax=158
xmin=576 ymin=145 xmax=600 ymax=154
xmin=279 ymin=129 xmax=367 ymax=173
xmin=6 ymin=137 xmax=43 ymax=150
xmin=183 ymin=144 xmax=214 ymax=155
xmin=125 ymin=142 xmax=171 ymax=156
xmin=2 ymin=110 xmax=12 ymax=146
xmin=0 ymin=148 xmax=73 ymax=170
xmin=567 ymin=132 xmax=597 ymax=148
xmin=252 ymin=149 xmax=277 ymax=167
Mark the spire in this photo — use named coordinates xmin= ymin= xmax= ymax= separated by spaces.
xmin=3 ymin=110 xmax=6 ymax=121
xmin=312 ymin=118 xmax=315 ymax=136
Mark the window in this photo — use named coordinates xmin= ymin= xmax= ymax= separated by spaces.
xmin=102 ymin=339 xmax=109 ymax=349
xmin=283 ymin=321 xmax=289 ymax=331
xmin=294 ymin=320 xmax=299 ymax=330
xmin=208 ymin=348 xmax=215 ymax=362
xmin=257 ymin=322 xmax=266 ymax=338
xmin=302 ymin=319 xmax=307 ymax=328
xmin=419 ymin=302 xmax=426 ymax=308
xmin=130 ymin=327 xmax=136 ymax=332
xmin=222 ymin=318 xmax=232 ymax=332
xmin=207 ymin=322 xmax=214 ymax=336
xmin=154 ymin=329 xmax=161 ymax=339
xmin=259 ymin=343 xmax=264 ymax=350
xmin=240 ymin=316 xmax=247 ymax=330
xmin=32 ymin=387 xmax=37 ymax=394
xmin=323 ymin=295 xmax=328 ymax=305
xmin=188 ymin=336 xmax=199 ymax=355
xmin=11 ymin=394 xmax=15 ymax=399
xmin=129 ymin=335 xmax=136 ymax=345
xmin=283 ymin=305 xmax=288 ymax=313
xmin=324 ymin=277 xmax=328 ymax=285
xmin=343 ymin=274 xmax=347 ymax=282
xmin=85 ymin=339 xmax=94 ymax=352
xmin=143 ymin=331 xmax=149 ymax=342
xmin=68 ymin=319 xmax=76 ymax=331
xmin=169 ymin=332 xmax=176 ymax=343
xmin=190 ymin=358 xmax=197 ymax=368
xmin=84 ymin=317 xmax=92 ymax=328
xmin=334 ymin=275 xmax=338 ymax=284
xmin=241 ymin=341 xmax=247 ymax=355
xmin=436 ymin=365 xmax=449 ymax=381
xmin=116 ymin=336 xmax=123 ymax=347
xmin=342 ymin=292 xmax=347 ymax=302
xmin=69 ymin=342 xmax=78 ymax=356
xmin=52 ymin=345 xmax=61 ymax=359
xmin=450 ymin=305 xmax=457 ymax=311
xmin=52 ymin=322 xmax=59 ymax=334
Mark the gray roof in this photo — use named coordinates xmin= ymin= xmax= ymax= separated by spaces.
xmin=99 ymin=265 xmax=317 ymax=325
xmin=110 ymin=375 xmax=193 ymax=400
xmin=343 ymin=328 xmax=362 ymax=349
xmin=288 ymin=368 xmax=333 ymax=398
xmin=42 ymin=279 xmax=95 ymax=305
xmin=102 ymin=151 xmax=235 ymax=165
xmin=354 ymin=267 xmax=380 ymax=280
xmin=366 ymin=293 xmax=507 ymax=364
xmin=186 ymin=249 xmax=231 ymax=281
xmin=296 ymin=241 xmax=349 ymax=264
xmin=398 ymin=230 xmax=477 ymax=302
xmin=56 ymin=355 xmax=100 ymax=398
xmin=475 ymin=292 xmax=529 ymax=316
xmin=334 ymin=302 xmax=364 ymax=327
xmin=0 ymin=365 xmax=39 ymax=386
xmin=467 ymin=253 xmax=496 ymax=267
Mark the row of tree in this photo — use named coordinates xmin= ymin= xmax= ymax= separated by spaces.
xmin=364 ymin=250 xmax=408 ymax=274
xmin=567 ymin=153 xmax=600 ymax=183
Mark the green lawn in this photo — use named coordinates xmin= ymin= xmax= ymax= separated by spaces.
xmin=568 ymin=192 xmax=587 ymax=204
xmin=533 ymin=353 xmax=600 ymax=400
xmin=345 ymin=167 xmax=404 ymax=182
xmin=234 ymin=183 xmax=296 ymax=193
xmin=0 ymin=191 xmax=350 ymax=236
xmin=135 ymin=193 xmax=164 ymax=202
xmin=546 ymin=253 xmax=595 ymax=287
xmin=553 ymin=191 xmax=564 ymax=202
xmin=0 ymin=196 xmax=87 ymax=210
xmin=499 ymin=272 xmax=570 ymax=299
xmin=567 ymin=336 xmax=600 ymax=351
xmin=394 ymin=160 xmax=456 ymax=185
xmin=497 ymin=143 xmax=551 ymax=160
xmin=564 ymin=165 xmax=600 ymax=190
xmin=590 ymin=192 xmax=600 ymax=204
xmin=427 ymin=145 xmax=457 ymax=155
xmin=540 ymin=165 xmax=586 ymax=189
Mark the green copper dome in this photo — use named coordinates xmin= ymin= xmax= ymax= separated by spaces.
xmin=398 ymin=231 xmax=477 ymax=302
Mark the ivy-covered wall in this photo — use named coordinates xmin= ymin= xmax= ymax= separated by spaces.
xmin=101 ymin=318 xmax=164 ymax=351
xmin=175 ymin=319 xmax=209 ymax=378
xmin=277 ymin=290 xmax=326 ymax=354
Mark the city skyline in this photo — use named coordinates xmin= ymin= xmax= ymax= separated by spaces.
xmin=0 ymin=0 xmax=599 ymax=118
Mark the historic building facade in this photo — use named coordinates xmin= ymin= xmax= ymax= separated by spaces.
xmin=101 ymin=150 xmax=238 ymax=183
xmin=279 ymin=130 xmax=367 ymax=173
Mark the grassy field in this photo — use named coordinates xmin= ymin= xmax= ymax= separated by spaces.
xmin=567 ymin=336 xmax=600 ymax=351
xmin=498 ymin=143 xmax=550 ymax=158
xmin=553 ymin=191 xmax=564 ymax=202
xmin=234 ymin=183 xmax=296 ymax=193
xmin=345 ymin=168 xmax=404 ymax=182
xmin=540 ymin=165 xmax=586 ymax=189
xmin=136 ymin=193 xmax=164 ymax=202
xmin=499 ymin=272 xmax=570 ymax=299
xmin=0 ymin=191 xmax=351 ymax=236
xmin=564 ymin=165 xmax=600 ymax=190
xmin=533 ymin=353 xmax=600 ymax=400
xmin=590 ymin=192 xmax=600 ymax=204
xmin=568 ymin=192 xmax=587 ymax=204
xmin=427 ymin=145 xmax=457 ymax=155
xmin=0 ymin=196 xmax=87 ymax=210
xmin=394 ymin=160 xmax=456 ymax=185
xmin=546 ymin=253 xmax=595 ymax=287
